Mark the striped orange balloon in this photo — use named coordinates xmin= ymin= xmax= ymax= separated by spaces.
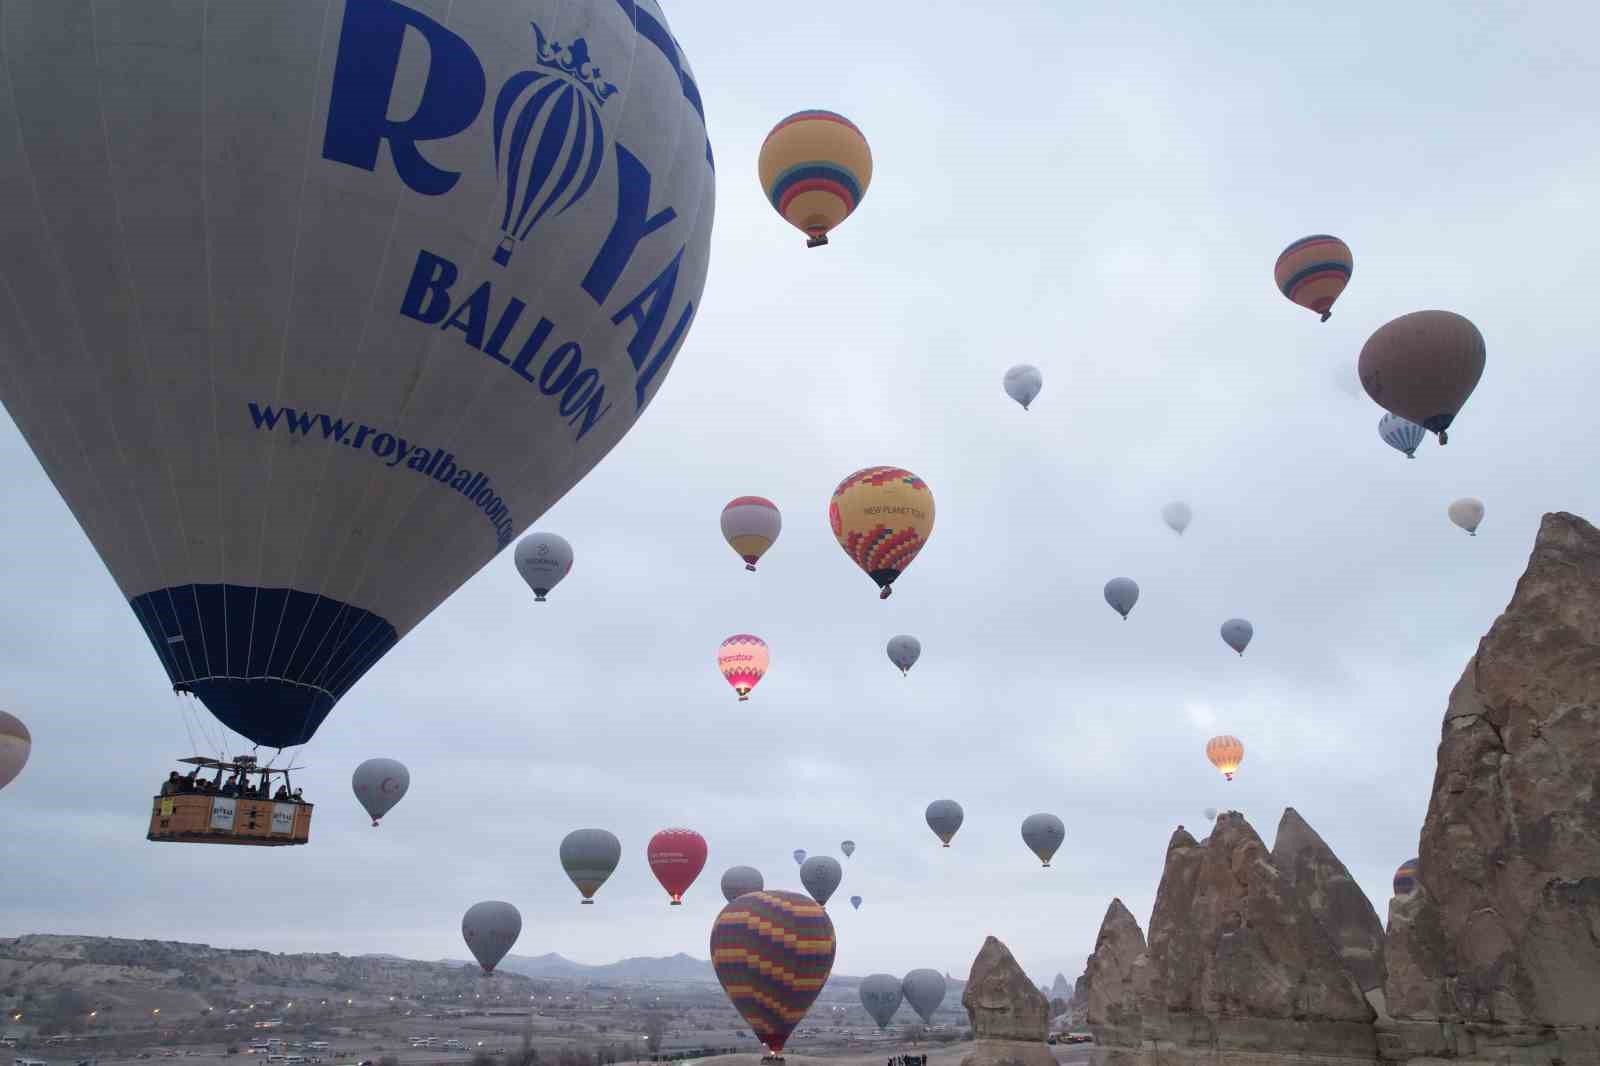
xmin=710 ymin=890 xmax=836 ymax=1056
xmin=829 ymin=467 xmax=935 ymax=599
xmin=1274 ymin=235 xmax=1352 ymax=321
xmin=758 ymin=110 xmax=872 ymax=248
xmin=1206 ymin=735 xmax=1245 ymax=781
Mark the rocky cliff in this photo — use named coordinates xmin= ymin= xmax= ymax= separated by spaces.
xmin=960 ymin=936 xmax=1055 ymax=1066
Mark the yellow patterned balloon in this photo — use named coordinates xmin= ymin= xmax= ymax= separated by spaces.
xmin=758 ymin=110 xmax=872 ymax=248
xmin=829 ymin=467 xmax=935 ymax=599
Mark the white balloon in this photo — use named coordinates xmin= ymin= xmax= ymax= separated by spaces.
xmin=351 ymin=758 xmax=410 ymax=827
xmin=886 ymin=634 xmax=922 ymax=675
xmin=514 ymin=532 xmax=573 ymax=602
xmin=1002 ymin=364 xmax=1043 ymax=410
xmin=0 ymin=1 xmax=714 ymax=751
xmin=1162 ymin=501 xmax=1192 ymax=535
xmin=1449 ymin=498 xmax=1485 ymax=536
xmin=1378 ymin=413 xmax=1426 ymax=459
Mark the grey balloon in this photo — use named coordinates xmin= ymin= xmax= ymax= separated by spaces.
xmin=792 ymin=848 xmax=807 ymax=865
xmin=1020 ymin=812 xmax=1065 ymax=867
xmin=840 ymin=839 xmax=856 ymax=858
xmin=1203 ymin=807 xmax=1219 ymax=821
xmin=859 ymin=974 xmax=904 ymax=1029
xmin=902 ymin=969 xmax=948 ymax=1023
xmin=925 ymin=799 xmax=964 ymax=847
xmin=1003 ymin=364 xmax=1043 ymax=410
xmin=1221 ymin=618 xmax=1254 ymax=655
xmin=720 ymin=865 xmax=764 ymax=903
xmin=1104 ymin=577 xmax=1140 ymax=619
xmin=800 ymin=854 xmax=843 ymax=906
xmin=850 ymin=894 xmax=862 ymax=910
xmin=886 ymin=634 xmax=921 ymax=675
xmin=1162 ymin=501 xmax=1192 ymax=535
xmin=559 ymin=828 xmax=621 ymax=904
xmin=461 ymin=900 xmax=521 ymax=974
xmin=351 ymin=757 xmax=409 ymax=826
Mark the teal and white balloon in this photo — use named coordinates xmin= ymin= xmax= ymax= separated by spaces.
xmin=1379 ymin=414 xmax=1426 ymax=459
xmin=0 ymin=1 xmax=713 ymax=751
xmin=515 ymin=533 xmax=573 ymax=602
xmin=887 ymin=635 xmax=921 ymax=675
xmin=351 ymin=758 xmax=410 ymax=827
xmin=1003 ymin=365 xmax=1043 ymax=411
xmin=1104 ymin=577 xmax=1140 ymax=619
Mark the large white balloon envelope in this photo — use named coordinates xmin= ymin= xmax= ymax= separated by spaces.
xmin=0 ymin=1 xmax=714 ymax=751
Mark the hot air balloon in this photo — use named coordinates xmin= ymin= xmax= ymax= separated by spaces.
xmin=1221 ymin=619 xmax=1254 ymax=656
xmin=1379 ymin=414 xmax=1426 ymax=459
xmin=1359 ymin=311 xmax=1486 ymax=444
xmin=1203 ymin=807 xmax=1219 ymax=821
xmin=925 ymin=799 xmax=964 ymax=847
xmin=1021 ymin=813 xmax=1065 ymax=867
xmin=560 ymin=828 xmax=621 ymax=904
xmin=720 ymin=497 xmax=782 ymax=571
xmin=830 ymin=467 xmax=936 ymax=599
xmin=886 ymin=635 xmax=921 ymax=676
xmin=858 ymin=974 xmax=903 ymax=1029
xmin=1162 ymin=501 xmax=1192 ymax=536
xmin=902 ymin=969 xmax=947 ymax=1024
xmin=1206 ymin=736 xmax=1245 ymax=781
xmin=1003 ymin=365 xmax=1043 ymax=411
xmin=0 ymin=2 xmax=714 ymax=753
xmin=720 ymin=865 xmax=765 ymax=903
xmin=647 ymin=828 xmax=707 ymax=905
xmin=1104 ymin=577 xmax=1140 ymax=620
xmin=351 ymin=758 xmax=409 ymax=827
xmin=1449 ymin=498 xmax=1485 ymax=536
xmin=1393 ymin=858 xmax=1420 ymax=897
xmin=718 ymin=635 xmax=769 ymax=701
xmin=799 ymin=855 xmax=843 ymax=906
xmin=758 ymin=111 xmax=872 ymax=248
xmin=461 ymin=901 xmax=521 ymax=975
xmin=793 ymin=848 xmax=808 ymax=866
xmin=1274 ymin=235 xmax=1352 ymax=321
xmin=840 ymin=840 xmax=856 ymax=858
xmin=0 ymin=711 xmax=30 ymax=793
xmin=850 ymin=895 xmax=862 ymax=910
xmin=514 ymin=532 xmax=573 ymax=602
xmin=710 ymin=891 xmax=836 ymax=1056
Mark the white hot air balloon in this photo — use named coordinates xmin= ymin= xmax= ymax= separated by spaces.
xmin=886 ymin=635 xmax=922 ymax=675
xmin=351 ymin=758 xmax=410 ymax=827
xmin=1162 ymin=501 xmax=1192 ymax=535
xmin=0 ymin=2 xmax=714 ymax=753
xmin=1449 ymin=498 xmax=1485 ymax=536
xmin=1378 ymin=414 xmax=1426 ymax=459
xmin=514 ymin=533 xmax=573 ymax=602
xmin=1002 ymin=365 xmax=1043 ymax=411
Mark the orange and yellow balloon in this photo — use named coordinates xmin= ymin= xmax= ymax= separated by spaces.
xmin=718 ymin=634 xmax=770 ymax=701
xmin=829 ymin=467 xmax=935 ymax=599
xmin=1274 ymin=235 xmax=1352 ymax=321
xmin=1206 ymin=735 xmax=1245 ymax=781
xmin=758 ymin=110 xmax=872 ymax=248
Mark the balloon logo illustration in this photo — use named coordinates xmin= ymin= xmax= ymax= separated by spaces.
xmin=491 ymin=26 xmax=615 ymax=267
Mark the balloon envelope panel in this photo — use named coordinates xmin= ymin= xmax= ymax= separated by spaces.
xmin=0 ymin=0 xmax=714 ymax=749
xmin=710 ymin=890 xmax=836 ymax=1054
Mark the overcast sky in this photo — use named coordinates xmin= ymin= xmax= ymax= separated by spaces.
xmin=3 ymin=0 xmax=1600 ymax=990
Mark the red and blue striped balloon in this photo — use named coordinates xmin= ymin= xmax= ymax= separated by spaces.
xmin=757 ymin=110 xmax=873 ymax=247
xmin=1274 ymin=234 xmax=1353 ymax=321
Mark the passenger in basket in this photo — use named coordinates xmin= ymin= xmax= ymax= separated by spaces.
xmin=274 ymin=785 xmax=290 ymax=801
xmin=161 ymin=771 xmax=182 ymax=796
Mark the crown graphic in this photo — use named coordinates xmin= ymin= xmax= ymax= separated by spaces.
xmin=530 ymin=22 xmax=618 ymax=106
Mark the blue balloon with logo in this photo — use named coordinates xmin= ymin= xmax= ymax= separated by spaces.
xmin=0 ymin=0 xmax=715 ymax=750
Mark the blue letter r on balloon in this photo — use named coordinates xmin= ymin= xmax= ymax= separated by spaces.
xmin=322 ymin=0 xmax=487 ymax=196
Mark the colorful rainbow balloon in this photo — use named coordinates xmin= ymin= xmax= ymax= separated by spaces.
xmin=710 ymin=890 xmax=837 ymax=1056
xmin=1274 ymin=235 xmax=1353 ymax=321
xmin=1393 ymin=858 xmax=1420 ymax=897
xmin=758 ymin=110 xmax=872 ymax=248
xmin=830 ymin=467 xmax=935 ymax=599
xmin=718 ymin=634 xmax=769 ymax=701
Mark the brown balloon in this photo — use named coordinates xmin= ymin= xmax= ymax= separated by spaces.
xmin=1358 ymin=311 xmax=1484 ymax=444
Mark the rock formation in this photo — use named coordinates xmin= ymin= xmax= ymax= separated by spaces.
xmin=1050 ymin=971 xmax=1072 ymax=1001
xmin=1083 ymin=898 xmax=1146 ymax=1049
xmin=959 ymin=936 xmax=1055 ymax=1066
xmin=1271 ymin=807 xmax=1388 ymax=1004
xmin=1379 ymin=511 xmax=1600 ymax=1063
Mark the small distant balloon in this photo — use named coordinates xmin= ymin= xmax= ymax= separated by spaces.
xmin=461 ymin=901 xmax=521 ymax=975
xmin=831 ymin=467 xmax=935 ymax=599
xmin=886 ymin=635 xmax=921 ymax=676
xmin=1393 ymin=858 xmax=1420 ymax=897
xmin=721 ymin=497 xmax=782 ymax=571
xmin=799 ymin=855 xmax=843 ymax=906
xmin=840 ymin=840 xmax=856 ymax=858
xmin=1 ymin=711 xmax=33 ymax=792
xmin=758 ymin=111 xmax=872 ymax=248
xmin=1003 ymin=365 xmax=1043 ymax=411
xmin=850 ymin=895 xmax=863 ymax=910
xmin=858 ymin=974 xmax=902 ymax=1029
xmin=1379 ymin=413 xmax=1426 ymax=459
xmin=1206 ymin=735 xmax=1245 ymax=781
xmin=513 ymin=532 xmax=573 ymax=602
xmin=351 ymin=758 xmax=409 ymax=827
xmin=1221 ymin=619 xmax=1253 ymax=656
xmin=1203 ymin=807 xmax=1219 ymax=821
xmin=718 ymin=634 xmax=769 ymax=701
xmin=1020 ymin=813 xmax=1065 ymax=867
xmin=793 ymin=848 xmax=807 ymax=866
xmin=1104 ymin=577 xmax=1140 ymax=619
xmin=1274 ymin=234 xmax=1352 ymax=322
xmin=1162 ymin=501 xmax=1192 ymax=536
xmin=1359 ymin=310 xmax=1485 ymax=444
xmin=647 ymin=828 xmax=708 ymax=906
xmin=925 ymin=799 xmax=964 ymax=847
xmin=560 ymin=828 xmax=622 ymax=905
xmin=721 ymin=865 xmax=765 ymax=903
xmin=1449 ymin=498 xmax=1485 ymax=536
